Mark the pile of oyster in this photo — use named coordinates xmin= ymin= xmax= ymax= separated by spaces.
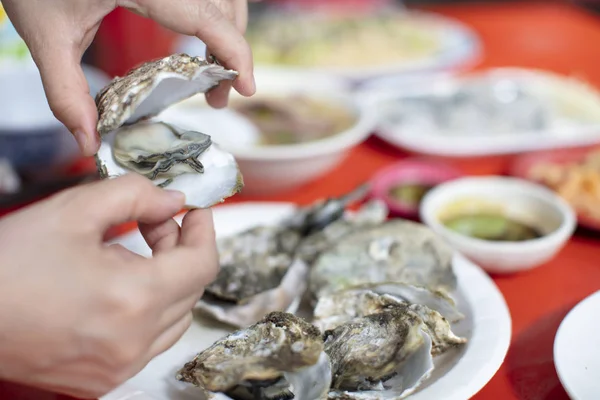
xmin=178 ymin=185 xmax=467 ymax=399
xmin=94 ymin=53 xmax=243 ymax=208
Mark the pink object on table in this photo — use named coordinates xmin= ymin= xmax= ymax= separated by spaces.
xmin=370 ymin=158 xmax=463 ymax=219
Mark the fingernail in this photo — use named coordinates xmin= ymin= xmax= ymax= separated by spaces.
xmin=251 ymin=75 xmax=257 ymax=93
xmin=74 ymin=130 xmax=88 ymax=154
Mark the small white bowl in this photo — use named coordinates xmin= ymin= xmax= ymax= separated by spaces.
xmin=159 ymin=68 xmax=375 ymax=195
xmin=420 ymin=176 xmax=576 ymax=274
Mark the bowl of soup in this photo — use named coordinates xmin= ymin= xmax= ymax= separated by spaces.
xmin=420 ymin=176 xmax=576 ymax=274
xmin=158 ymin=69 xmax=375 ymax=194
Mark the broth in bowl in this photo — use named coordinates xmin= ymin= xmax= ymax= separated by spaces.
xmin=231 ymin=95 xmax=357 ymax=146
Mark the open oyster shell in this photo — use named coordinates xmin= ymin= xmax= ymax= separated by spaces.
xmin=309 ymin=219 xmax=457 ymax=301
xmin=324 ymin=310 xmax=434 ymax=399
xmin=95 ymin=53 xmax=243 ymax=209
xmin=177 ymin=312 xmax=331 ymax=400
xmin=314 ymin=288 xmax=466 ymax=356
xmin=196 ymin=186 xmax=377 ymax=328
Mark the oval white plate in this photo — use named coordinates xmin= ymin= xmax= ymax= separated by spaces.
xmin=101 ymin=202 xmax=511 ymax=400
xmin=554 ymin=290 xmax=600 ymax=400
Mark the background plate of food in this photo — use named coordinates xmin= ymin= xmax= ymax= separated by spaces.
xmin=101 ymin=198 xmax=511 ymax=400
xmin=510 ymin=145 xmax=600 ymax=231
xmin=361 ymin=68 xmax=600 ymax=157
xmin=176 ymin=9 xmax=481 ymax=84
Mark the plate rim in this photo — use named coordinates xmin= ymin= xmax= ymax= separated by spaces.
xmin=102 ymin=201 xmax=512 ymax=400
xmin=554 ymin=290 xmax=600 ymax=400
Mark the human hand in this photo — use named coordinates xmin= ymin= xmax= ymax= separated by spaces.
xmin=1 ymin=0 xmax=256 ymax=157
xmin=0 ymin=174 xmax=219 ymax=399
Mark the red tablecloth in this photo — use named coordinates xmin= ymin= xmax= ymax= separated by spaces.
xmin=2 ymin=2 xmax=600 ymax=399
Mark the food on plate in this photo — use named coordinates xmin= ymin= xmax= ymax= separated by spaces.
xmin=442 ymin=213 xmax=543 ymax=242
xmin=176 ymin=184 xmax=468 ymax=398
xmin=231 ymin=95 xmax=356 ymax=146
xmin=308 ymin=219 xmax=457 ymax=302
xmin=527 ymin=149 xmax=600 ymax=222
xmin=379 ymin=70 xmax=600 ymax=138
xmin=388 ymin=183 xmax=433 ymax=208
xmin=94 ymin=53 xmax=243 ymax=208
xmin=196 ymin=185 xmax=379 ymax=328
xmin=312 ymin=282 xmax=464 ymax=331
xmin=246 ymin=12 xmax=442 ymax=68
xmin=177 ymin=312 xmax=332 ymax=400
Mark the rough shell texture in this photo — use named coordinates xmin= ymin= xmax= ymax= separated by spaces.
xmin=314 ymin=289 xmax=466 ymax=356
xmin=177 ymin=312 xmax=331 ymax=400
xmin=309 ymin=220 xmax=456 ymax=300
xmin=207 ymin=226 xmax=303 ymax=302
xmin=295 ymin=200 xmax=388 ymax=265
xmin=196 ymin=258 xmax=309 ymax=328
xmin=324 ymin=310 xmax=434 ymax=398
xmin=96 ymin=53 xmax=238 ymax=135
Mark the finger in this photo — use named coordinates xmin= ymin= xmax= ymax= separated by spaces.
xmin=127 ymin=0 xmax=255 ymax=96
xmin=63 ymin=174 xmax=185 ymax=236
xmin=108 ymin=243 xmax=147 ymax=261
xmin=147 ymin=312 xmax=193 ymax=360
xmin=234 ymin=0 xmax=249 ymax=33
xmin=149 ymin=223 xmax=218 ymax=299
xmin=31 ymin=44 xmax=100 ymax=157
xmin=139 ymin=218 xmax=181 ymax=254
xmin=179 ymin=208 xmax=216 ymax=249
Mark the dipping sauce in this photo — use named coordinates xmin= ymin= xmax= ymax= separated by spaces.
xmin=388 ymin=183 xmax=433 ymax=207
xmin=442 ymin=213 xmax=544 ymax=242
xmin=232 ymin=95 xmax=356 ymax=146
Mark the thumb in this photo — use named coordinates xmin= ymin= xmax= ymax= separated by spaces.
xmin=63 ymin=174 xmax=186 ymax=238
xmin=33 ymin=46 xmax=100 ymax=157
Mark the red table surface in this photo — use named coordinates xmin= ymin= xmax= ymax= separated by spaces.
xmin=2 ymin=2 xmax=600 ymax=399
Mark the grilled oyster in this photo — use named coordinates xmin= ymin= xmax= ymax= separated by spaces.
xmin=197 ymin=185 xmax=375 ymax=328
xmin=313 ymin=288 xmax=466 ymax=356
xmin=309 ymin=219 xmax=457 ymax=301
xmin=324 ymin=309 xmax=434 ymax=399
xmin=177 ymin=312 xmax=331 ymax=400
xmin=95 ymin=53 xmax=243 ymax=208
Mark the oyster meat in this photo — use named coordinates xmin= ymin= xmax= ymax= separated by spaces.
xmin=177 ymin=312 xmax=331 ymax=400
xmin=95 ymin=53 xmax=243 ymax=208
xmin=309 ymin=219 xmax=457 ymax=301
xmin=197 ymin=185 xmax=376 ymax=328
xmin=324 ymin=310 xmax=434 ymax=399
xmin=313 ymin=288 xmax=466 ymax=356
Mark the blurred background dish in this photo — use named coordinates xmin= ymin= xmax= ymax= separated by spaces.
xmin=0 ymin=63 xmax=111 ymax=171
xmin=363 ymin=68 xmax=600 ymax=157
xmin=510 ymin=145 xmax=600 ymax=232
xmin=369 ymin=158 xmax=463 ymax=219
xmin=420 ymin=176 xmax=577 ymax=274
xmin=175 ymin=9 xmax=481 ymax=85
xmin=158 ymin=69 xmax=376 ymax=195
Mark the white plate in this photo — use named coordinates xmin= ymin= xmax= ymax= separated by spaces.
xmin=554 ymin=290 xmax=600 ymax=400
xmin=102 ymin=202 xmax=512 ymax=400
xmin=362 ymin=68 xmax=600 ymax=157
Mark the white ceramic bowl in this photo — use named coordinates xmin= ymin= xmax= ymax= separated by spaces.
xmin=420 ymin=176 xmax=576 ymax=274
xmin=159 ymin=68 xmax=376 ymax=195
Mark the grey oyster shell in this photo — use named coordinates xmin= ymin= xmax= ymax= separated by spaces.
xmin=177 ymin=312 xmax=331 ymax=400
xmin=295 ymin=200 xmax=388 ymax=265
xmin=309 ymin=220 xmax=456 ymax=301
xmin=314 ymin=288 xmax=466 ymax=356
xmin=324 ymin=310 xmax=434 ymax=398
xmin=196 ymin=186 xmax=380 ymax=328
xmin=96 ymin=53 xmax=238 ymax=135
